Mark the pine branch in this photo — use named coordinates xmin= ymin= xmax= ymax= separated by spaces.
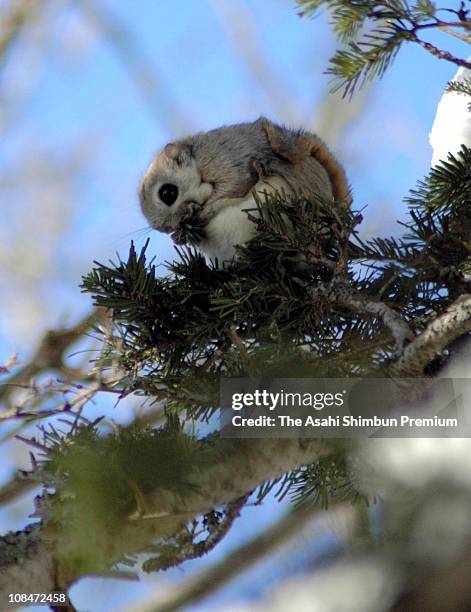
xmin=298 ymin=0 xmax=471 ymax=96
xmin=327 ymin=29 xmax=404 ymax=97
xmin=0 ymin=435 xmax=330 ymax=594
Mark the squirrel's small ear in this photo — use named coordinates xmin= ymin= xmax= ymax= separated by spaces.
xmin=164 ymin=143 xmax=181 ymax=159
xmin=255 ymin=116 xmax=270 ymax=125
xmin=164 ymin=143 xmax=192 ymax=165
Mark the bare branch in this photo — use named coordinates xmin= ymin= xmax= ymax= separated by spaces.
xmin=411 ymin=34 xmax=471 ymax=69
xmin=0 ymin=308 xmax=106 ymax=409
xmin=0 ymin=475 xmax=35 ymax=506
xmin=80 ymin=0 xmax=194 ymax=134
xmin=0 ymin=524 xmax=56 ymax=606
xmin=391 ymin=546 xmax=471 ymax=612
xmin=310 ymin=283 xmax=414 ymax=354
xmin=130 ymin=503 xmax=343 ymax=612
xmin=437 ymin=24 xmax=471 ymax=44
xmin=0 ymin=0 xmax=43 ymax=67
xmin=311 ymin=84 xmax=374 ymax=148
xmin=208 ymin=0 xmax=297 ymax=121
xmin=392 ymin=294 xmax=471 ymax=377
xmin=145 ymin=494 xmax=250 ymax=573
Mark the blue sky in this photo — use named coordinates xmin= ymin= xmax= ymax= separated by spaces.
xmin=0 ymin=0 xmax=468 ymax=609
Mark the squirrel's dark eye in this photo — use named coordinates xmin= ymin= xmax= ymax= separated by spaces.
xmin=158 ymin=183 xmax=178 ymax=206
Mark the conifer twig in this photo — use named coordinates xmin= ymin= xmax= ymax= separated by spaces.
xmin=144 ymin=494 xmax=250 ymax=572
xmin=227 ymin=325 xmax=251 ymax=367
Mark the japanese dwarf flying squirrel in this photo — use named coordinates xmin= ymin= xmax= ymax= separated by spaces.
xmin=139 ymin=117 xmax=350 ymax=264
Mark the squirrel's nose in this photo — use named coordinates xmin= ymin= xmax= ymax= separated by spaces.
xmin=157 ymin=226 xmax=173 ymax=234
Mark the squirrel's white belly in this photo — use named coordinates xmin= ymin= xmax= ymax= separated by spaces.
xmin=199 ymin=197 xmax=256 ymax=265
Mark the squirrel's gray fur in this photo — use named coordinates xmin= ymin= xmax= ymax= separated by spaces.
xmin=175 ymin=117 xmax=349 ymax=202
xmin=140 ymin=117 xmax=350 ymax=263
